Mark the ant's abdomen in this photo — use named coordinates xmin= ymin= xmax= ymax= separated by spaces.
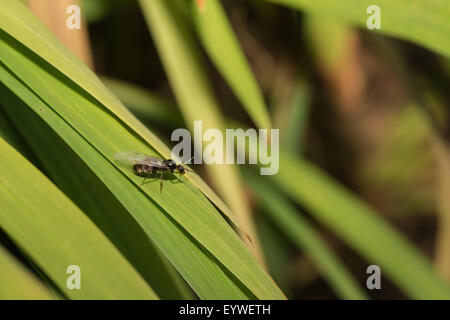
xmin=133 ymin=164 xmax=153 ymax=177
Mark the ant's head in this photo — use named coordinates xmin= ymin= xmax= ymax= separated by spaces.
xmin=176 ymin=165 xmax=185 ymax=175
xmin=163 ymin=159 xmax=177 ymax=172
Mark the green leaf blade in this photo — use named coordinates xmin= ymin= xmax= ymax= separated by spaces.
xmin=0 ymin=245 xmax=55 ymax=300
xmin=192 ymin=0 xmax=272 ymax=129
xmin=275 ymin=152 xmax=450 ymax=299
xmin=265 ymin=0 xmax=450 ymax=57
xmin=0 ymin=137 xmax=158 ymax=300
xmin=245 ymin=170 xmax=369 ymax=300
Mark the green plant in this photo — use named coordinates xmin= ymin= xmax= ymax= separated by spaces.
xmin=1 ymin=0 xmax=449 ymax=300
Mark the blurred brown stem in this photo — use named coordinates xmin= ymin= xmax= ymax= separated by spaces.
xmin=27 ymin=0 xmax=94 ymax=69
xmin=433 ymin=137 xmax=450 ymax=281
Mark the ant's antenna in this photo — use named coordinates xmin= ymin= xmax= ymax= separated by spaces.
xmin=182 ymin=156 xmax=195 ymax=165
xmin=181 ymin=156 xmax=197 ymax=174
xmin=184 ymin=168 xmax=197 ymax=174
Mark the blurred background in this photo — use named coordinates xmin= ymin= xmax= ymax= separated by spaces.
xmin=24 ymin=0 xmax=450 ymax=299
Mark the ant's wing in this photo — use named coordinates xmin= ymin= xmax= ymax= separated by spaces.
xmin=114 ymin=151 xmax=163 ymax=167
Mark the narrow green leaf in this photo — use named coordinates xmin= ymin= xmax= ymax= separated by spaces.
xmin=274 ymin=152 xmax=450 ymax=299
xmin=100 ymin=76 xmax=184 ymax=128
xmin=139 ymin=0 xmax=272 ymax=269
xmin=0 ymin=28 xmax=283 ymax=299
xmin=0 ymin=0 xmax=238 ymax=233
xmin=255 ymin=215 xmax=292 ymax=296
xmin=265 ymin=0 xmax=450 ymax=58
xmin=0 ymin=92 xmax=192 ymax=300
xmin=0 ymin=245 xmax=55 ymax=300
xmin=0 ymin=59 xmax=250 ymax=300
xmin=0 ymin=106 xmax=32 ymax=157
xmin=245 ymin=170 xmax=368 ymax=300
xmin=0 ymin=136 xmax=157 ymax=299
xmin=192 ymin=0 xmax=272 ymax=129
xmin=274 ymin=79 xmax=310 ymax=154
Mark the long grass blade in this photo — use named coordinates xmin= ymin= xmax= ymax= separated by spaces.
xmin=0 ymin=136 xmax=158 ymax=299
xmin=245 ymin=170 xmax=368 ymax=299
xmin=0 ymin=0 xmax=239 ymax=233
xmin=274 ymin=152 xmax=450 ymax=299
xmin=265 ymin=0 xmax=450 ymax=58
xmin=0 ymin=26 xmax=284 ymax=299
xmin=192 ymin=0 xmax=272 ymax=129
xmin=0 ymin=90 xmax=192 ymax=300
xmin=139 ymin=0 xmax=269 ymax=268
xmin=0 ymin=246 xmax=55 ymax=300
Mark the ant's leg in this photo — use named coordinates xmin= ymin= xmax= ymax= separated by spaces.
xmin=139 ymin=175 xmax=148 ymax=187
xmin=139 ymin=169 xmax=153 ymax=187
xmin=159 ymin=171 xmax=164 ymax=194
